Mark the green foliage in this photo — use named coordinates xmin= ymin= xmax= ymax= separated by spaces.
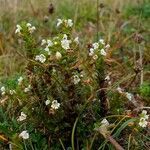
xmin=0 ymin=19 xmax=107 ymax=149
xmin=125 ymin=0 xmax=150 ymax=19
xmin=108 ymin=92 xmax=126 ymax=114
xmin=140 ymin=82 xmax=150 ymax=99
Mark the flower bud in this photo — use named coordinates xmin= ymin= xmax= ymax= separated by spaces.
xmin=56 ymin=51 xmax=62 ymax=60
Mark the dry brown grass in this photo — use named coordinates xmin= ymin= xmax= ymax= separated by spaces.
xmin=0 ymin=0 xmax=145 ymax=79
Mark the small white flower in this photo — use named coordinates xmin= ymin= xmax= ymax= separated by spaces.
xmin=100 ymin=49 xmax=106 ymax=56
xmin=28 ymin=84 xmax=31 ymax=89
xmin=61 ymin=38 xmax=71 ymax=50
xmin=18 ymin=77 xmax=23 ymax=85
xmin=55 ymin=51 xmax=62 ymax=60
xmin=17 ymin=112 xmax=27 ymax=121
xmin=39 ymin=54 xmax=46 ymax=63
xmin=41 ymin=39 xmax=47 ymax=46
xmin=51 ymin=100 xmax=60 ymax=110
xmin=47 ymin=40 xmax=53 ymax=47
xmin=117 ymin=87 xmax=123 ymax=93
xmin=45 ymin=99 xmax=50 ymax=106
xmin=105 ymin=44 xmax=110 ymax=49
xmin=93 ymin=42 xmax=99 ymax=50
xmin=67 ymin=19 xmax=73 ymax=27
xmin=105 ymin=75 xmax=110 ymax=81
xmin=0 ymin=86 xmax=6 ymax=95
xmin=44 ymin=46 xmax=51 ymax=55
xmin=9 ymin=90 xmax=16 ymax=95
xmin=48 ymin=51 xmax=51 ymax=55
xmin=73 ymin=75 xmax=81 ymax=85
xmin=80 ymin=74 xmax=84 ymax=78
xmin=63 ymin=34 xmax=68 ymax=39
xmin=108 ymin=81 xmax=111 ymax=85
xmin=28 ymin=26 xmax=36 ymax=34
xmin=90 ymin=48 xmax=94 ymax=53
xmin=101 ymin=119 xmax=109 ymax=127
xmin=53 ymin=36 xmax=59 ymax=40
xmin=57 ymin=19 xmax=63 ymax=27
xmin=19 ymin=130 xmax=29 ymax=139
xmin=140 ymin=110 xmax=149 ymax=120
xmin=15 ymin=24 xmax=22 ymax=34
xmin=89 ymin=52 xmax=93 ymax=56
xmin=35 ymin=55 xmax=40 ymax=61
xmin=93 ymin=54 xmax=98 ymax=60
xmin=125 ymin=92 xmax=133 ymax=101
xmin=1 ymin=86 xmax=5 ymax=92
xmin=44 ymin=46 xmax=49 ymax=52
xmin=74 ymin=37 xmax=79 ymax=44
xmin=139 ymin=118 xmax=148 ymax=128
xmin=138 ymin=110 xmax=149 ymax=128
xmin=92 ymin=98 xmax=97 ymax=102
xmin=24 ymin=85 xmax=31 ymax=93
xmin=35 ymin=54 xmax=46 ymax=63
xmin=89 ymin=48 xmax=94 ymax=56
xmin=99 ymin=39 xmax=105 ymax=45
xmin=26 ymin=23 xmax=36 ymax=33
xmin=26 ymin=23 xmax=32 ymax=27
xmin=52 ymin=67 xmax=56 ymax=73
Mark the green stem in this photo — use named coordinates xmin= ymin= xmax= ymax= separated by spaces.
xmin=128 ymin=134 xmax=131 ymax=150
xmin=23 ymin=140 xmax=28 ymax=150
xmin=71 ymin=101 xmax=89 ymax=150
xmin=89 ymin=133 xmax=97 ymax=149
xmin=59 ymin=138 xmax=66 ymax=150
xmin=71 ymin=117 xmax=79 ymax=150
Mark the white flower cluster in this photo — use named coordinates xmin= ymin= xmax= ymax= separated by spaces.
xmin=55 ymin=51 xmax=62 ymax=60
xmin=18 ymin=76 xmax=23 ymax=85
xmin=1 ymin=85 xmax=19 ymax=96
xmin=89 ymin=39 xmax=110 ymax=58
xmin=105 ymin=75 xmax=111 ymax=85
xmin=61 ymin=34 xmax=71 ymax=50
xmin=125 ymin=92 xmax=133 ymax=101
xmin=74 ymin=37 xmax=79 ymax=45
xmin=116 ymin=87 xmax=133 ymax=101
xmin=101 ymin=118 xmax=109 ymax=127
xmin=24 ymin=85 xmax=31 ymax=93
xmin=19 ymin=130 xmax=29 ymax=140
xmin=35 ymin=54 xmax=46 ymax=63
xmin=73 ymin=75 xmax=81 ymax=85
xmin=57 ymin=19 xmax=73 ymax=27
xmin=40 ymin=37 xmax=63 ymax=62
xmin=45 ymin=99 xmax=50 ymax=106
xmin=45 ymin=99 xmax=60 ymax=110
xmin=9 ymin=89 xmax=16 ymax=95
xmin=51 ymin=100 xmax=60 ymax=109
xmin=41 ymin=39 xmax=53 ymax=55
xmin=0 ymin=86 xmax=6 ymax=95
xmin=18 ymin=112 xmax=29 ymax=139
xmin=17 ymin=112 xmax=27 ymax=122
xmin=116 ymin=87 xmax=123 ymax=94
xmin=15 ymin=25 xmax=22 ymax=34
xmin=105 ymin=75 xmax=110 ymax=81
xmin=26 ymin=23 xmax=36 ymax=34
xmin=139 ymin=110 xmax=149 ymax=128
xmin=15 ymin=23 xmax=36 ymax=35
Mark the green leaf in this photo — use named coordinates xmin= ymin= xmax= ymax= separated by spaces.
xmin=113 ymin=118 xmax=136 ymax=138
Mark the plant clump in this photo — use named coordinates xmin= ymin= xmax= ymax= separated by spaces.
xmin=0 ymin=19 xmax=149 ymax=150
